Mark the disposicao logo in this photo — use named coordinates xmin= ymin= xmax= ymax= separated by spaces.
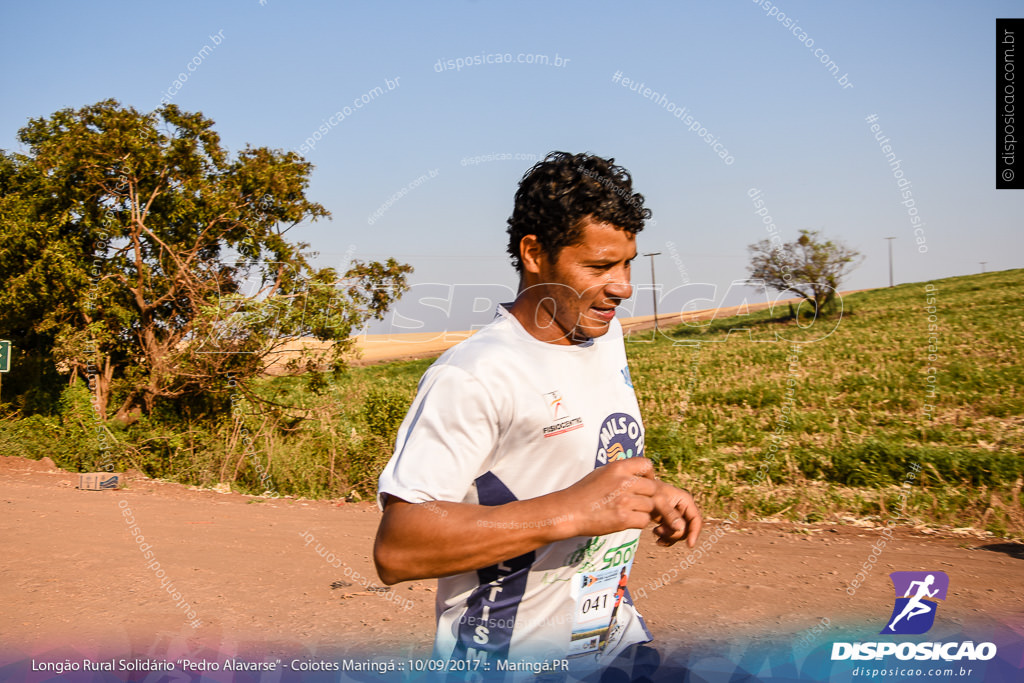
xmin=831 ymin=570 xmax=997 ymax=663
xmin=881 ymin=571 xmax=949 ymax=635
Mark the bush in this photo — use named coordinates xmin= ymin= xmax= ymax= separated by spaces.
xmin=360 ymin=387 xmax=409 ymax=443
xmin=0 ymin=413 xmax=63 ymax=462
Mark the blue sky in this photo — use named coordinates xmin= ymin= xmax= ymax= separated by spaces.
xmin=2 ymin=1 xmax=1020 ymax=332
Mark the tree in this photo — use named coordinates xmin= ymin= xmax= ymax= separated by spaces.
xmin=747 ymin=229 xmax=863 ymax=315
xmin=0 ymin=99 xmax=412 ymax=423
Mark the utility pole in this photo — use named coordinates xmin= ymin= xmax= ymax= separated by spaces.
xmin=885 ymin=237 xmax=896 ymax=287
xmin=980 ymin=261 xmax=987 ymax=273
xmin=643 ymin=252 xmax=661 ymax=332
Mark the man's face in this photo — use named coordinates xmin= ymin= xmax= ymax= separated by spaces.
xmin=525 ymin=219 xmax=636 ymax=344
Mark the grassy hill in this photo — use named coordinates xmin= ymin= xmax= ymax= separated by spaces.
xmin=630 ymin=269 xmax=1023 ymax=536
xmin=3 ymin=269 xmax=1021 ymax=536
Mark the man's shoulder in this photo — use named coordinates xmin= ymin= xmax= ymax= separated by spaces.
xmin=430 ymin=311 xmax=522 ymax=372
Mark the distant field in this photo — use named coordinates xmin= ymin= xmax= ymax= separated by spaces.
xmin=3 ymin=270 xmax=1021 ymax=537
xmin=265 ymin=293 xmax=831 ymax=370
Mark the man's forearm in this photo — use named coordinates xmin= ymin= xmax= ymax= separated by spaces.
xmin=373 ymin=458 xmax=700 ymax=584
xmin=373 ymin=493 xmax=579 ymax=584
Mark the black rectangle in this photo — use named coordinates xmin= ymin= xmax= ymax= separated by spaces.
xmin=997 ymin=18 xmax=1023 ymax=189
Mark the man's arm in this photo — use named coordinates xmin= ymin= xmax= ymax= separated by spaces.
xmin=374 ymin=457 xmax=702 ymax=584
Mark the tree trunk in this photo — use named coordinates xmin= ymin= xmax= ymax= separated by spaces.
xmin=90 ymin=355 xmax=115 ymax=419
xmin=112 ymin=391 xmax=144 ymax=426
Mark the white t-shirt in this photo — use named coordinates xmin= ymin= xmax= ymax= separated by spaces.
xmin=377 ymin=305 xmax=652 ymax=666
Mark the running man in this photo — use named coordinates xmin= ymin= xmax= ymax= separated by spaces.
xmin=888 ymin=574 xmax=939 ymax=631
xmin=373 ymin=152 xmax=702 ymax=672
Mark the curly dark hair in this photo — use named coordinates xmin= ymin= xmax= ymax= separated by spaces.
xmin=506 ymin=151 xmax=651 ymax=273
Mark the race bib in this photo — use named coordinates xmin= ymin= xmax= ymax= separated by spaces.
xmin=567 ymin=543 xmax=635 ymax=656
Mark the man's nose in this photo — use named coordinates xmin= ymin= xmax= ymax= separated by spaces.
xmin=604 ymin=277 xmax=632 ymax=302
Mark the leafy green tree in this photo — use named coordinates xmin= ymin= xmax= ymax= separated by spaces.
xmin=0 ymin=99 xmax=411 ymax=423
xmin=747 ymin=229 xmax=863 ymax=315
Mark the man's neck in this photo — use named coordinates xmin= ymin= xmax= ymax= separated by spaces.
xmin=507 ymin=286 xmax=587 ymax=346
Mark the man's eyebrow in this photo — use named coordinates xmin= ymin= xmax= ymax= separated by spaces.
xmin=584 ymin=253 xmax=637 ymax=265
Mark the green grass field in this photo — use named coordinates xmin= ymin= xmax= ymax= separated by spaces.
xmin=630 ymin=270 xmax=1023 ymax=536
xmin=3 ymin=269 xmax=1021 ymax=536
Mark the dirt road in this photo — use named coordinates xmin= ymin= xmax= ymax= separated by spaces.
xmin=2 ymin=455 xmax=1022 ymax=680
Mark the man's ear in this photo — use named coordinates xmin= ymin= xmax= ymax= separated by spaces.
xmin=519 ymin=234 xmax=545 ymax=274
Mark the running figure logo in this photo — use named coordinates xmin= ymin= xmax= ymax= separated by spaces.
xmin=544 ymin=390 xmax=566 ymax=419
xmin=880 ymin=571 xmax=949 ymax=635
